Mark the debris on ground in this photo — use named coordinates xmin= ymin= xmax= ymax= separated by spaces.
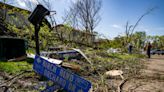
xmin=105 ymin=70 xmax=124 ymax=79
xmin=1 ymin=49 xmax=157 ymax=92
xmin=8 ymin=55 xmax=27 ymax=62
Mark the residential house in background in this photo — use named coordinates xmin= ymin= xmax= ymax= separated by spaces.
xmin=0 ymin=2 xmax=30 ymax=25
xmin=0 ymin=2 xmax=51 ymax=36
xmin=54 ymin=24 xmax=96 ymax=45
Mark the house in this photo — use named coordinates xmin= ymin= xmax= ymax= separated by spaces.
xmin=0 ymin=2 xmax=51 ymax=36
xmin=0 ymin=2 xmax=30 ymax=29
xmin=54 ymin=24 xmax=96 ymax=45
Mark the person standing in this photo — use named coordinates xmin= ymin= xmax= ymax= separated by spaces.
xmin=147 ymin=42 xmax=152 ymax=58
xmin=128 ymin=43 xmax=133 ymax=54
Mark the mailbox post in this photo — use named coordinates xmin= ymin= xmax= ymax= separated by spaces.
xmin=28 ymin=4 xmax=50 ymax=55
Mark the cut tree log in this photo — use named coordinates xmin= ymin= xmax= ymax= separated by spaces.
xmin=61 ymin=62 xmax=81 ymax=72
xmin=105 ymin=70 xmax=124 ymax=79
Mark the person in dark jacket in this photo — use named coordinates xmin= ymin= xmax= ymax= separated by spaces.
xmin=128 ymin=43 xmax=133 ymax=54
xmin=147 ymin=42 xmax=152 ymax=58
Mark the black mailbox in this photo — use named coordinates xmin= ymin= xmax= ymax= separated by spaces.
xmin=28 ymin=4 xmax=50 ymax=26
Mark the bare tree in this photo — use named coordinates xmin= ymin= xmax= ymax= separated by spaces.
xmin=65 ymin=0 xmax=102 ymax=33
xmin=124 ymin=7 xmax=157 ymax=44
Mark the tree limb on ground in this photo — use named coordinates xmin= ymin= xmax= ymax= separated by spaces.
xmin=0 ymin=70 xmax=33 ymax=88
xmin=117 ymin=78 xmax=128 ymax=92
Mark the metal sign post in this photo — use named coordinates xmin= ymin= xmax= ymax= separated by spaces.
xmin=28 ymin=4 xmax=50 ymax=55
xmin=35 ymin=24 xmax=40 ymax=55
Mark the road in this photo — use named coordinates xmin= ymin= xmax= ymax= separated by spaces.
xmin=144 ymin=55 xmax=164 ymax=77
xmin=123 ymin=55 xmax=164 ymax=92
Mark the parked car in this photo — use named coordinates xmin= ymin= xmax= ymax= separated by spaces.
xmin=150 ymin=49 xmax=164 ymax=55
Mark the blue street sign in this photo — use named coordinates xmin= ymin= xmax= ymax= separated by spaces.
xmin=33 ymin=55 xmax=92 ymax=92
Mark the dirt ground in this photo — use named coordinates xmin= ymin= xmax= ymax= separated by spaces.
xmin=123 ymin=55 xmax=164 ymax=92
xmin=0 ymin=55 xmax=164 ymax=92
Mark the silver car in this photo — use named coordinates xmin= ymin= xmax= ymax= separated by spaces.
xmin=151 ymin=49 xmax=164 ymax=55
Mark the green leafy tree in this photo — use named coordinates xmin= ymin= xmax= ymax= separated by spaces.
xmin=132 ymin=31 xmax=146 ymax=50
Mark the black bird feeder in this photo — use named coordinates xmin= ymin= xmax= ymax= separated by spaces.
xmin=28 ymin=4 xmax=50 ymax=55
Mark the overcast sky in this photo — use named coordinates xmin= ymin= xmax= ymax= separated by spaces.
xmin=1 ymin=0 xmax=164 ymax=39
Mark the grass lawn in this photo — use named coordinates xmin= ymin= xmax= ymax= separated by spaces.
xmin=0 ymin=58 xmax=33 ymax=74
